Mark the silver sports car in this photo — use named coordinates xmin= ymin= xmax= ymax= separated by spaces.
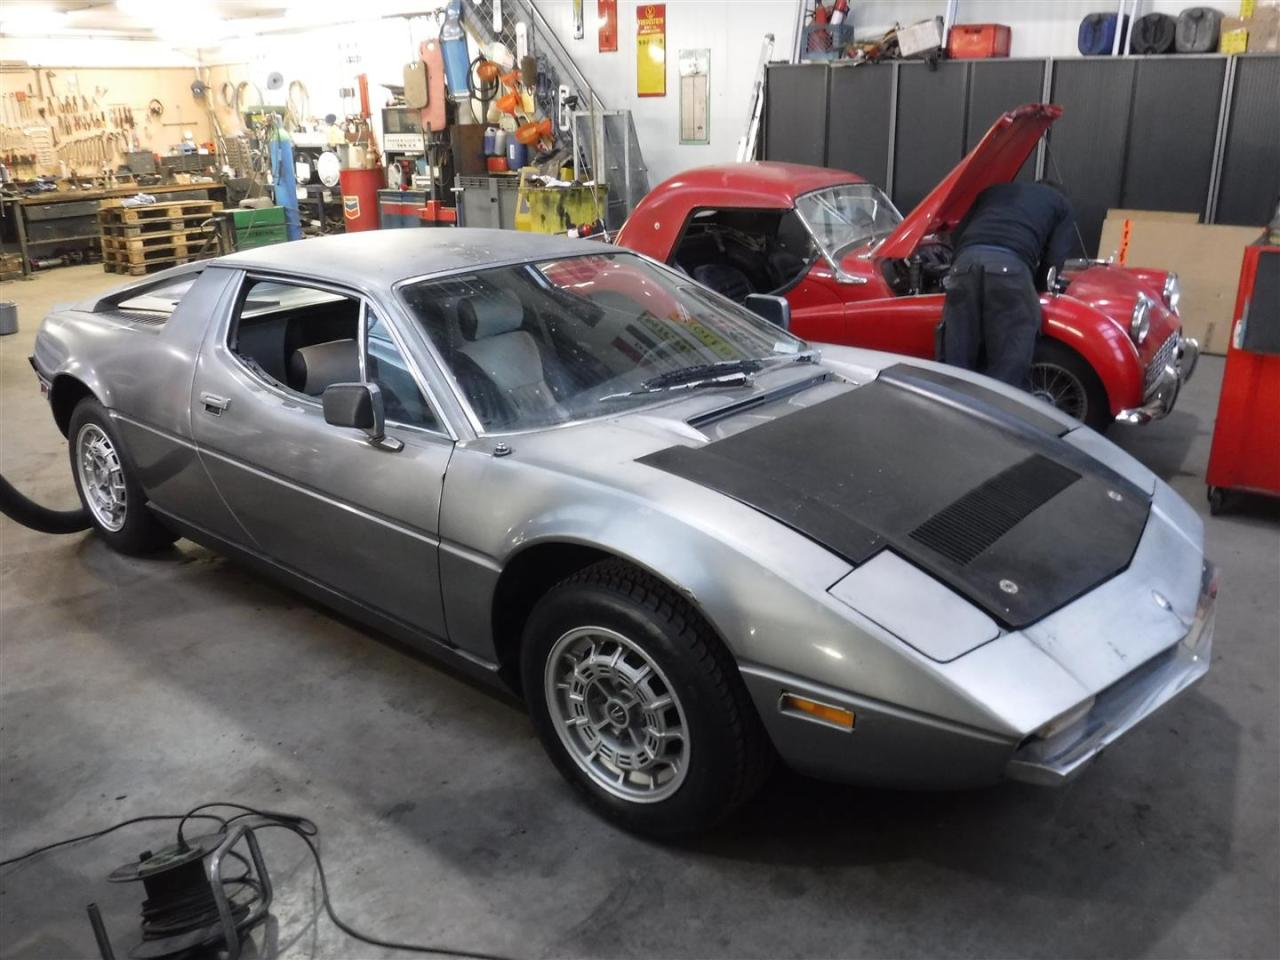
xmin=31 ymin=230 xmax=1216 ymax=836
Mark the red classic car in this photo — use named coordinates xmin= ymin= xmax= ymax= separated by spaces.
xmin=616 ymin=104 xmax=1198 ymax=432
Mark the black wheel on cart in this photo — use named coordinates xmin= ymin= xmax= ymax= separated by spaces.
xmin=1207 ymin=486 xmax=1230 ymax=516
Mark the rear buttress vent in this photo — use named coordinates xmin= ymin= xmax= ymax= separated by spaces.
xmin=106 ymin=309 xmax=168 ymax=326
xmin=910 ymin=454 xmax=1080 ymax=565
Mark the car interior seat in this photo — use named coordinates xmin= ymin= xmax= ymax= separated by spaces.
xmin=288 ymin=339 xmax=360 ymax=396
xmin=691 ymin=263 xmax=753 ymax=303
xmin=456 ymin=290 xmax=568 ymax=426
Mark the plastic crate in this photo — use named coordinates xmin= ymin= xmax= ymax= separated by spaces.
xmin=236 ymin=224 xmax=289 ymax=250
xmin=231 ymin=206 xmax=286 ymax=228
xmin=801 ymin=23 xmax=855 ymax=61
xmin=947 ymin=24 xmax=1011 ymax=59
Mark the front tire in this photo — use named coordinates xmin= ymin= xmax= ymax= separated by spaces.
xmin=1028 ymin=339 xmax=1112 ymax=433
xmin=521 ymin=560 xmax=773 ymax=837
xmin=68 ymin=397 xmax=176 ymax=555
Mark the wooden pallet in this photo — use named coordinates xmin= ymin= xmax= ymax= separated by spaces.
xmin=102 ymin=252 xmax=205 ymax=276
xmin=100 ymin=228 xmax=213 ymax=259
xmin=101 ymin=218 xmax=216 ymax=238
xmin=99 ymin=199 xmax=222 ymax=224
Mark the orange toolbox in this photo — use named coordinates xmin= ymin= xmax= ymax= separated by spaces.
xmin=947 ymin=24 xmax=1012 ymax=59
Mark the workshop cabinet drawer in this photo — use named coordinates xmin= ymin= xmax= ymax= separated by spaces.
xmin=27 ymin=217 xmax=98 ymax=244
xmin=25 ymin=200 xmax=101 ymax=221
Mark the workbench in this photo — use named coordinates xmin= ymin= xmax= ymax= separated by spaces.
xmin=1 ymin=181 xmax=228 ymax=277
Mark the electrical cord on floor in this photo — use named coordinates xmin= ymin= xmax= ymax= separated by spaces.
xmin=0 ymin=802 xmax=519 ymax=960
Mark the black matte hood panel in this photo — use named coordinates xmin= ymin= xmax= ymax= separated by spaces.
xmin=639 ymin=364 xmax=1150 ymax=629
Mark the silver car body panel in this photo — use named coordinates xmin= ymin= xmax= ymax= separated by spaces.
xmin=30 ymin=231 xmax=1214 ymax=790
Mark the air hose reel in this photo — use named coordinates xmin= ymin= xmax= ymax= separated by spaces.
xmin=87 ymin=825 xmax=272 ymax=960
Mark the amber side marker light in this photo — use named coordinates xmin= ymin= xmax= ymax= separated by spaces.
xmin=779 ymin=693 xmax=855 ymax=731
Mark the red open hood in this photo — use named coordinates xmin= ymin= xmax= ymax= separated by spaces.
xmin=875 ymin=103 xmax=1062 ymax=261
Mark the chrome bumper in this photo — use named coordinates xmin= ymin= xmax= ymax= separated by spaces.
xmin=1115 ymin=335 xmax=1200 ymax=425
xmin=1006 ymin=561 xmax=1217 ymax=786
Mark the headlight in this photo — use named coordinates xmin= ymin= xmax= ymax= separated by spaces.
xmin=1162 ymin=273 xmax=1181 ymax=314
xmin=1131 ymin=294 xmax=1152 ymax=345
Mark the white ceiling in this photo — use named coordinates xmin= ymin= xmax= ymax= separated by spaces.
xmin=0 ymin=0 xmax=437 ymax=41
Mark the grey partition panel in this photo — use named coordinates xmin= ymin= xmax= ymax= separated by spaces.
xmin=966 ymin=60 xmax=1046 ymax=182
xmin=893 ymin=62 xmax=970 ymax=212
xmin=1048 ymin=59 xmax=1138 ymax=256
xmin=826 ymin=64 xmax=893 ymax=186
xmin=1217 ymin=56 xmax=1280 ymax=227
xmin=764 ymin=64 xmax=830 ymax=167
xmin=1122 ymin=57 xmax=1225 ymax=215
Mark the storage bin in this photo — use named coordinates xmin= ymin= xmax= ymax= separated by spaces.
xmin=947 ymin=24 xmax=1011 ymax=59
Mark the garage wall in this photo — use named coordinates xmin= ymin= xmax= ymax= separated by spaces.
xmin=532 ymin=0 xmax=800 ymax=186
xmin=765 ymin=55 xmax=1280 ymax=255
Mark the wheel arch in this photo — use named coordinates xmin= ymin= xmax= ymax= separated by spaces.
xmin=1041 ymin=296 xmax=1144 ymax=415
xmin=489 ymin=539 xmax=723 ymax=697
xmin=49 ymin=374 xmax=100 ymax=437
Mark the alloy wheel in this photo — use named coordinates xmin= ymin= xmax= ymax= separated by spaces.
xmin=544 ymin=626 xmax=690 ymax=803
xmin=75 ymin=423 xmax=127 ymax=532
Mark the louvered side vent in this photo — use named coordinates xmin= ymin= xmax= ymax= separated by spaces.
xmin=107 ymin=309 xmax=168 ymax=326
xmin=910 ymin=455 xmax=1080 ymax=566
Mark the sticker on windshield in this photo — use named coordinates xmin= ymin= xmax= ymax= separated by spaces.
xmin=773 ymin=340 xmax=799 ymax=354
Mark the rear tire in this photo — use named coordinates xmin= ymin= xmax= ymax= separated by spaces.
xmin=68 ymin=397 xmax=177 ymax=555
xmin=1028 ymin=339 xmax=1112 ymax=433
xmin=521 ymin=560 xmax=774 ymax=837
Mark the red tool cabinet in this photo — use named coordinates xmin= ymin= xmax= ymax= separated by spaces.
xmin=1206 ymin=243 xmax=1280 ymax=514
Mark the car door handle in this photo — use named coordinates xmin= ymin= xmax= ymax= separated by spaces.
xmin=200 ymin=393 xmax=230 ymax=416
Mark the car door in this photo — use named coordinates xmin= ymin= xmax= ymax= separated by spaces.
xmin=841 ymin=292 xmax=944 ymax=359
xmin=188 ymin=271 xmax=454 ymax=642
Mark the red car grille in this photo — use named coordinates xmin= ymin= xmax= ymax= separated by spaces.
xmin=1144 ymin=332 xmax=1179 ymax=394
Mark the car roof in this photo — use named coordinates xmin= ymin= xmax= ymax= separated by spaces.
xmin=653 ymin=162 xmax=865 ymax=203
xmin=211 ymin=228 xmax=609 ymax=288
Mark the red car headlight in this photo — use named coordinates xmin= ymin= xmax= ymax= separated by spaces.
xmin=1162 ymin=273 xmax=1181 ymax=314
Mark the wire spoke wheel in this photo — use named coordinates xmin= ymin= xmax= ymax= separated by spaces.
xmin=544 ymin=626 xmax=689 ymax=803
xmin=75 ymin=423 xmax=127 ymax=532
xmin=1029 ymin=361 xmax=1089 ymax=422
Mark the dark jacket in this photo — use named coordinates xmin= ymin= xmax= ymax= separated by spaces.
xmin=954 ymin=182 xmax=1078 ymax=286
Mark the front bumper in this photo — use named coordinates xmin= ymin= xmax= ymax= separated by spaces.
xmin=1115 ymin=334 xmax=1200 ymax=425
xmin=1005 ymin=560 xmax=1217 ymax=785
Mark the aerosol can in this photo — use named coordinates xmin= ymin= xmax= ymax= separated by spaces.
xmin=441 ymin=0 xmax=471 ymax=102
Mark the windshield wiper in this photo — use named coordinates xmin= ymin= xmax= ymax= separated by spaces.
xmin=598 ymin=354 xmax=816 ymax=402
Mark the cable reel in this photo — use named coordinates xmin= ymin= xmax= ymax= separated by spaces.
xmin=88 ymin=826 xmax=272 ymax=960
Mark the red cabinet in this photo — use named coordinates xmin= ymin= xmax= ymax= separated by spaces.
xmin=1206 ymin=244 xmax=1280 ymax=513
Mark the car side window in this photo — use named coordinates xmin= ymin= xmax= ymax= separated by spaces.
xmin=229 ymin=278 xmax=361 ymax=397
xmin=363 ymin=307 xmax=440 ymax=432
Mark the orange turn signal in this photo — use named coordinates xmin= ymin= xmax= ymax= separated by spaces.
xmin=780 ymin=694 xmax=855 ymax=731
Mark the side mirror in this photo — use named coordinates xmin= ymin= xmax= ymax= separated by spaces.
xmin=744 ymin=293 xmax=791 ymax=331
xmin=323 ymin=382 xmax=387 ymax=443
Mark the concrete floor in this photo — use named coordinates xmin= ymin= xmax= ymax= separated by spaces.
xmin=1 ymin=264 xmax=1277 ymax=960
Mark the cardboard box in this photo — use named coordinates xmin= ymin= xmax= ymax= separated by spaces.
xmin=1099 ymin=212 xmax=1265 ymax=355
xmin=1220 ymin=22 xmax=1250 ymax=52
xmin=1246 ymin=4 xmax=1280 ymax=51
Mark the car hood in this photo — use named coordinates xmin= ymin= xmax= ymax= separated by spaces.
xmin=509 ymin=355 xmax=1150 ymax=632
xmin=876 ymin=103 xmax=1061 ymax=261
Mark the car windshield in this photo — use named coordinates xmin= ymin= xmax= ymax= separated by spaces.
xmin=396 ymin=252 xmax=809 ymax=433
xmin=795 ymin=184 xmax=902 ymax=261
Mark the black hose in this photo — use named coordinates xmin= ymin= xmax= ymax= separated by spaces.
xmin=0 ymin=474 xmax=90 ymax=534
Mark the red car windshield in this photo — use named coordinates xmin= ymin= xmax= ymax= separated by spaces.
xmin=796 ymin=184 xmax=903 ymax=261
